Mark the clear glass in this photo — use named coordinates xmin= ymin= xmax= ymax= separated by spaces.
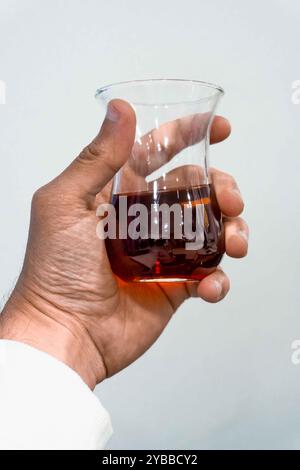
xmin=96 ymin=79 xmax=225 ymax=283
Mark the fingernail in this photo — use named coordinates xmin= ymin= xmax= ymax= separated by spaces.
xmin=213 ymin=280 xmax=223 ymax=299
xmin=106 ymin=103 xmax=120 ymax=122
xmin=238 ymin=229 xmax=249 ymax=242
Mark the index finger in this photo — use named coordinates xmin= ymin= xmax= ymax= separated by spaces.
xmin=130 ymin=114 xmax=231 ymax=178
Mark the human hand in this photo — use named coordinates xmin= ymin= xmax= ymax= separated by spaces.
xmin=0 ymin=100 xmax=248 ymax=389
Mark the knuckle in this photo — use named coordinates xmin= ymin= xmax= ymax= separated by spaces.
xmin=216 ymin=267 xmax=227 ymax=281
xmin=220 ymin=172 xmax=236 ymax=187
xmin=77 ymin=141 xmax=119 ymax=175
xmin=240 ymin=217 xmax=248 ymax=228
xmin=212 ymin=169 xmax=236 ymax=188
xmin=78 ymin=140 xmax=108 ymax=163
xmin=217 ymin=271 xmax=230 ymax=293
xmin=31 ymin=185 xmax=50 ymax=211
xmin=32 ymin=185 xmax=47 ymax=203
xmin=237 ymin=216 xmax=249 ymax=232
xmin=226 ymin=216 xmax=248 ymax=233
xmin=233 ymin=215 xmax=243 ymax=224
xmin=31 ymin=182 xmax=61 ymax=211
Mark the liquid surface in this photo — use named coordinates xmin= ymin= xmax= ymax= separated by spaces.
xmin=105 ymin=185 xmax=224 ymax=282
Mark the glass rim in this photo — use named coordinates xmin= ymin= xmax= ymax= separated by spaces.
xmin=95 ymin=78 xmax=224 ymax=106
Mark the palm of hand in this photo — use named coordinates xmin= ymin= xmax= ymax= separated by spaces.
xmin=20 ymin=184 xmax=182 ymax=377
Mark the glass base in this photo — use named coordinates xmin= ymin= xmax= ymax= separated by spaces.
xmin=132 ymin=277 xmax=200 ymax=283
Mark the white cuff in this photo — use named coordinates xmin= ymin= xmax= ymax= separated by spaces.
xmin=0 ymin=339 xmax=113 ymax=450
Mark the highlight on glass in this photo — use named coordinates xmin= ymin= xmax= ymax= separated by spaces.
xmin=95 ymin=79 xmax=225 ymax=283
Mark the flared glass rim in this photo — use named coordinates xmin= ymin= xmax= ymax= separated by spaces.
xmin=95 ymin=78 xmax=224 ymax=106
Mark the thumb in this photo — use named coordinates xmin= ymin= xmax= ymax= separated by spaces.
xmin=61 ymin=99 xmax=136 ymax=197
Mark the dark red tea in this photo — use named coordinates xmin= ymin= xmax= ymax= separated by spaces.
xmin=105 ymin=184 xmax=224 ymax=282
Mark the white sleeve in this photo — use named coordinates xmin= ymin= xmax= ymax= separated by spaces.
xmin=0 ymin=339 xmax=113 ymax=450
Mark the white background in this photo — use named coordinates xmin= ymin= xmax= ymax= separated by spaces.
xmin=0 ymin=0 xmax=299 ymax=449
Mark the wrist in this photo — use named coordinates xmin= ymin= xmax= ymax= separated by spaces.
xmin=0 ymin=284 xmax=106 ymax=389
